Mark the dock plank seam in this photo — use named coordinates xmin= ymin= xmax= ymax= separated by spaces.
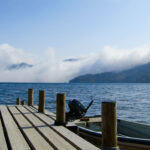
xmin=28 ymin=106 xmax=100 ymax=150
xmin=14 ymin=106 xmax=58 ymax=150
xmin=7 ymin=106 xmax=36 ymax=150
xmin=0 ymin=110 xmax=11 ymax=150
xmin=8 ymin=106 xmax=55 ymax=150
xmin=24 ymin=106 xmax=83 ymax=150
xmin=31 ymin=106 xmax=55 ymax=120
xmin=16 ymin=106 xmax=77 ymax=150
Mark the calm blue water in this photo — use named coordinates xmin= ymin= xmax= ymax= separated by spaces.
xmin=0 ymin=83 xmax=150 ymax=124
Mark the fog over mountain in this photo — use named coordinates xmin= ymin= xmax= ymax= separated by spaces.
xmin=63 ymin=58 xmax=80 ymax=62
xmin=70 ymin=62 xmax=150 ymax=83
xmin=0 ymin=43 xmax=150 ymax=82
xmin=7 ymin=63 xmax=33 ymax=70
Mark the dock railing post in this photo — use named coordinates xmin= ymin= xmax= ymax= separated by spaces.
xmin=55 ymin=93 xmax=66 ymax=125
xmin=101 ymin=101 xmax=119 ymax=150
xmin=28 ymin=88 xmax=33 ymax=106
xmin=16 ymin=97 xmax=20 ymax=105
xmin=21 ymin=100 xmax=25 ymax=105
xmin=38 ymin=90 xmax=45 ymax=113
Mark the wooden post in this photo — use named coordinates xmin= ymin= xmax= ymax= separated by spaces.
xmin=21 ymin=100 xmax=25 ymax=105
xmin=38 ymin=90 xmax=45 ymax=113
xmin=55 ymin=93 xmax=66 ymax=125
xmin=102 ymin=101 xmax=119 ymax=150
xmin=16 ymin=97 xmax=20 ymax=105
xmin=28 ymin=88 xmax=33 ymax=106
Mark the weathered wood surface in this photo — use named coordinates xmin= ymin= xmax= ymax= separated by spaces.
xmin=33 ymin=105 xmax=56 ymax=120
xmin=0 ymin=118 xmax=8 ymax=150
xmin=17 ymin=106 xmax=76 ymax=150
xmin=102 ymin=101 xmax=118 ymax=149
xmin=8 ymin=106 xmax=54 ymax=150
xmin=25 ymin=106 xmax=100 ymax=150
xmin=28 ymin=88 xmax=33 ymax=106
xmin=0 ymin=106 xmax=30 ymax=150
xmin=0 ymin=105 xmax=100 ymax=150
xmin=38 ymin=90 xmax=45 ymax=113
xmin=55 ymin=93 xmax=66 ymax=125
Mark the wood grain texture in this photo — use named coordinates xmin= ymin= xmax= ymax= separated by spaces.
xmin=26 ymin=106 xmax=100 ymax=150
xmin=102 ymin=101 xmax=118 ymax=148
xmin=33 ymin=106 xmax=56 ymax=120
xmin=55 ymin=93 xmax=66 ymax=125
xmin=0 ymin=119 xmax=8 ymax=150
xmin=0 ymin=106 xmax=30 ymax=150
xmin=19 ymin=106 xmax=77 ymax=150
xmin=8 ymin=106 xmax=54 ymax=150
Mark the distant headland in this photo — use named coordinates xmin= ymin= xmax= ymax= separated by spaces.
xmin=69 ymin=62 xmax=150 ymax=83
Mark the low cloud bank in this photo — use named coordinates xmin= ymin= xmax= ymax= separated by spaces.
xmin=0 ymin=44 xmax=150 ymax=82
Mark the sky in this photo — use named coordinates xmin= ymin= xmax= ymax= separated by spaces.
xmin=1 ymin=0 xmax=150 ymax=82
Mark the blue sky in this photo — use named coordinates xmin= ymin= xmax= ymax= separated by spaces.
xmin=1 ymin=0 xmax=150 ymax=57
xmin=1 ymin=0 xmax=150 ymax=82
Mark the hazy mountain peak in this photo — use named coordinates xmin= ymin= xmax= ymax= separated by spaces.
xmin=64 ymin=58 xmax=79 ymax=62
xmin=7 ymin=62 xmax=33 ymax=70
xmin=70 ymin=62 xmax=150 ymax=83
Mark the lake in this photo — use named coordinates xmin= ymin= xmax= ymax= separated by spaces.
xmin=0 ymin=83 xmax=150 ymax=124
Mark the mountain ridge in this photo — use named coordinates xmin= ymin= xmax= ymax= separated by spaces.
xmin=69 ymin=62 xmax=150 ymax=83
xmin=7 ymin=62 xmax=33 ymax=70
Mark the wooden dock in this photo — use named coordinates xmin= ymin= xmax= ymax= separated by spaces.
xmin=0 ymin=105 xmax=100 ymax=150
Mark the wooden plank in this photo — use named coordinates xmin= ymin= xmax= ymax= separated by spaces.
xmin=53 ymin=126 xmax=100 ymax=150
xmin=33 ymin=106 xmax=56 ymax=120
xmin=18 ymin=106 xmax=77 ymax=150
xmin=75 ymin=117 xmax=102 ymax=123
xmin=0 ymin=118 xmax=8 ymax=150
xmin=0 ymin=106 xmax=30 ymax=150
xmin=29 ymin=106 xmax=54 ymax=124
xmin=26 ymin=106 xmax=101 ymax=150
xmin=8 ymin=106 xmax=54 ymax=150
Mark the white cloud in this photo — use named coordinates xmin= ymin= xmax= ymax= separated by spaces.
xmin=0 ymin=44 xmax=150 ymax=82
xmin=0 ymin=44 xmax=34 ymax=70
xmin=98 ymin=45 xmax=150 ymax=71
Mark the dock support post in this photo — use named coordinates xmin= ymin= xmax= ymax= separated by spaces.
xmin=21 ymin=100 xmax=25 ymax=105
xmin=16 ymin=97 xmax=20 ymax=105
xmin=28 ymin=88 xmax=33 ymax=106
xmin=38 ymin=90 xmax=45 ymax=113
xmin=101 ymin=101 xmax=119 ymax=150
xmin=55 ymin=93 xmax=66 ymax=125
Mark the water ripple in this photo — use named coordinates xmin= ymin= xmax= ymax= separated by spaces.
xmin=0 ymin=83 xmax=150 ymax=124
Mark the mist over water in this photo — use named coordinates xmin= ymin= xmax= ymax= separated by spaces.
xmin=0 ymin=83 xmax=150 ymax=124
xmin=1 ymin=44 xmax=150 ymax=82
